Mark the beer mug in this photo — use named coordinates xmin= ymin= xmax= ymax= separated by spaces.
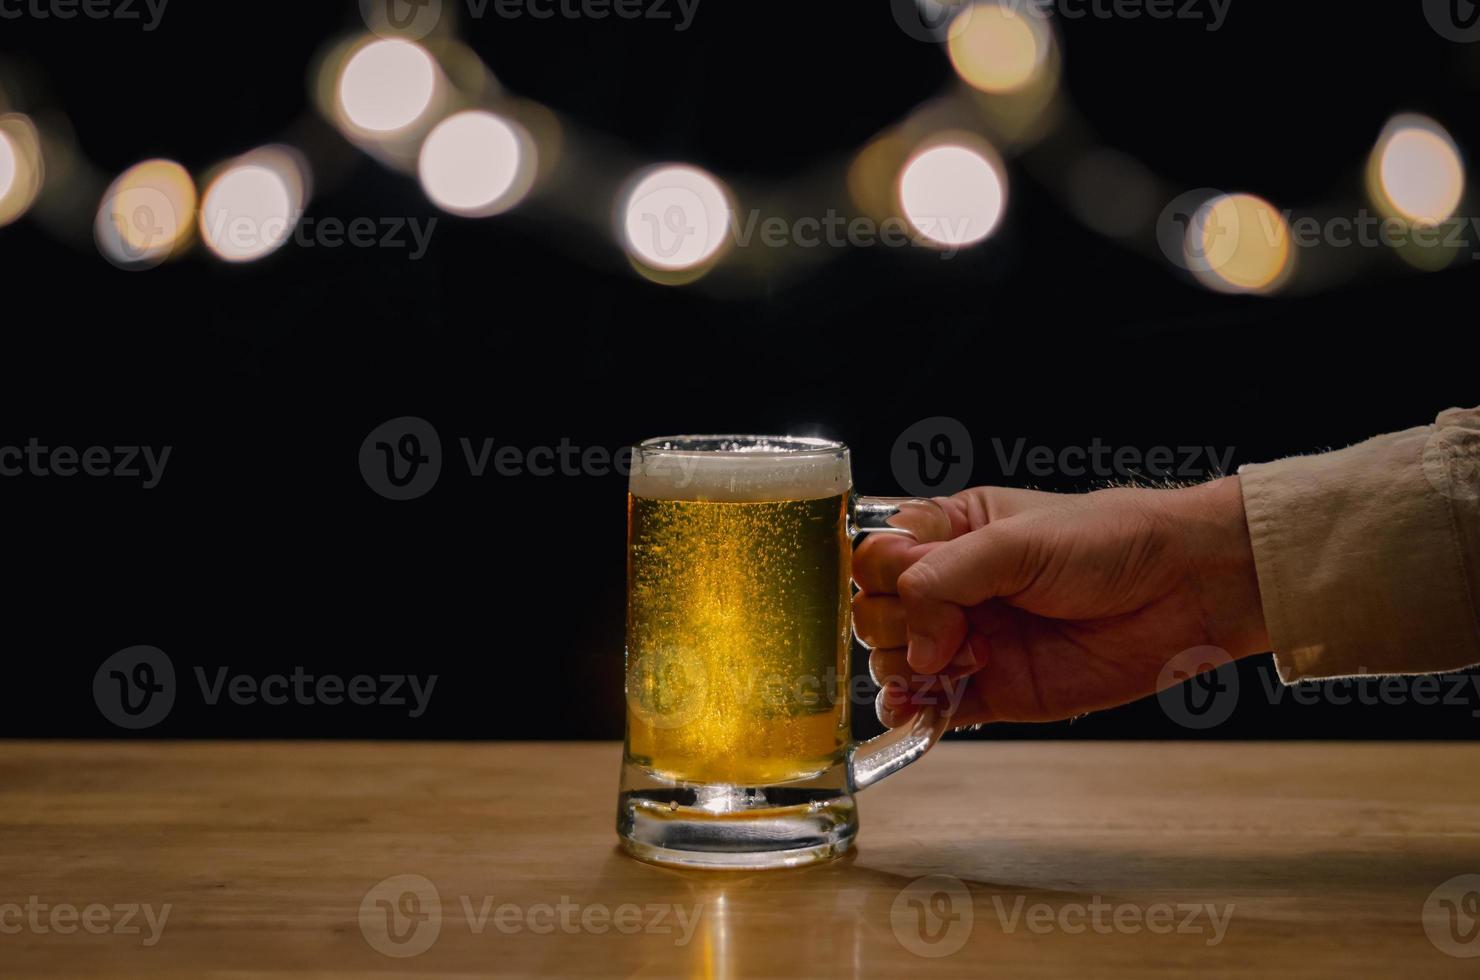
xmin=618 ymin=435 xmax=951 ymax=869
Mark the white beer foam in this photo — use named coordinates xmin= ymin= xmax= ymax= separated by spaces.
xmin=630 ymin=436 xmax=851 ymax=502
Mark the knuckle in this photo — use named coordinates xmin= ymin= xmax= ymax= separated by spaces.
xmin=897 ymin=559 xmax=938 ymax=602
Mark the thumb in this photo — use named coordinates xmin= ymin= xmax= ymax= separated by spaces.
xmin=897 ymin=518 xmax=1040 ymax=672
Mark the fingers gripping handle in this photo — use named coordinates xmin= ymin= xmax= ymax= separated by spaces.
xmin=846 ymin=494 xmax=950 ymax=792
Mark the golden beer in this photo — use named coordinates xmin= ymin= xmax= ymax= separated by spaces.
xmin=618 ymin=436 xmax=945 ymax=870
xmin=625 ymin=491 xmax=852 ymax=785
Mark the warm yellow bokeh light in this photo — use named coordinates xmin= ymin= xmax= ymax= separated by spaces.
xmin=1188 ymin=193 xmax=1292 ymax=295
xmin=418 ymin=111 xmax=534 ymax=217
xmin=0 ymin=114 xmax=43 ymax=227
xmin=898 ymin=142 xmax=1007 ymax=248
xmin=947 ymin=2 xmax=1050 ymax=94
xmin=1371 ymin=115 xmax=1464 ymax=226
xmin=199 ymin=160 xmax=300 ymax=263
xmin=337 ymin=38 xmax=438 ymax=134
xmin=620 ymin=164 xmax=733 ymax=273
xmin=95 ymin=159 xmax=197 ymax=270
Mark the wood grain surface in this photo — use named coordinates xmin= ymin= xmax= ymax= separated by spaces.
xmin=2 ymin=741 xmax=1479 ymax=977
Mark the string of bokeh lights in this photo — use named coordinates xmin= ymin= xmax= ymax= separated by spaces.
xmin=0 ymin=1 xmax=1471 ymax=295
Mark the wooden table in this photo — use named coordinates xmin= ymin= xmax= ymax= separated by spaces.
xmin=3 ymin=741 xmax=1479 ymax=977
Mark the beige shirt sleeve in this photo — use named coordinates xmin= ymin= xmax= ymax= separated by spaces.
xmin=1238 ymin=406 xmax=1480 ymax=683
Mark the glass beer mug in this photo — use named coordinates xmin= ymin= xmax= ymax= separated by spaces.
xmin=618 ymin=435 xmax=949 ymax=869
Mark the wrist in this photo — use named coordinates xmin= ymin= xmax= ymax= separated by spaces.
xmin=1169 ymin=475 xmax=1270 ymax=660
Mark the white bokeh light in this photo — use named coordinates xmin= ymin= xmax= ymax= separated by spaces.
xmin=621 ymin=164 xmax=733 ymax=271
xmin=199 ymin=163 xmax=298 ymax=263
xmin=337 ymin=39 xmax=438 ymax=134
xmin=418 ymin=111 xmax=532 ymax=217
xmin=1374 ymin=115 xmax=1464 ymax=226
xmin=898 ymin=143 xmax=1007 ymax=247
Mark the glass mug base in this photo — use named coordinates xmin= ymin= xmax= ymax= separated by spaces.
xmin=617 ymin=760 xmax=858 ymax=870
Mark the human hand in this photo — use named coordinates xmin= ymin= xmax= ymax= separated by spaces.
xmin=851 ymin=477 xmax=1268 ymax=728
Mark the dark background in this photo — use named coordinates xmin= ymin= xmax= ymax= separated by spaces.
xmin=1 ymin=1 xmax=1475 ymax=740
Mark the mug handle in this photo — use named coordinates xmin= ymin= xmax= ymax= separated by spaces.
xmin=845 ymin=495 xmax=952 ymax=793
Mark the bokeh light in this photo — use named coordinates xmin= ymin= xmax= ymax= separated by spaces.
xmin=1370 ymin=114 xmax=1464 ymax=226
xmin=337 ymin=38 xmax=439 ymax=134
xmin=199 ymin=154 xmax=304 ymax=263
xmin=947 ymin=2 xmax=1052 ymax=94
xmin=0 ymin=131 xmax=14 ymax=202
xmin=898 ymin=142 xmax=1007 ymax=248
xmin=1187 ymin=192 xmax=1292 ymax=295
xmin=418 ymin=111 xmax=535 ymax=217
xmin=0 ymin=113 xmax=43 ymax=227
xmin=620 ymin=164 xmax=733 ymax=276
xmin=95 ymin=159 xmax=197 ymax=270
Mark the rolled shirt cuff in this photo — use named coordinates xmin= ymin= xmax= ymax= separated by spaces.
xmin=1238 ymin=407 xmax=1480 ymax=683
